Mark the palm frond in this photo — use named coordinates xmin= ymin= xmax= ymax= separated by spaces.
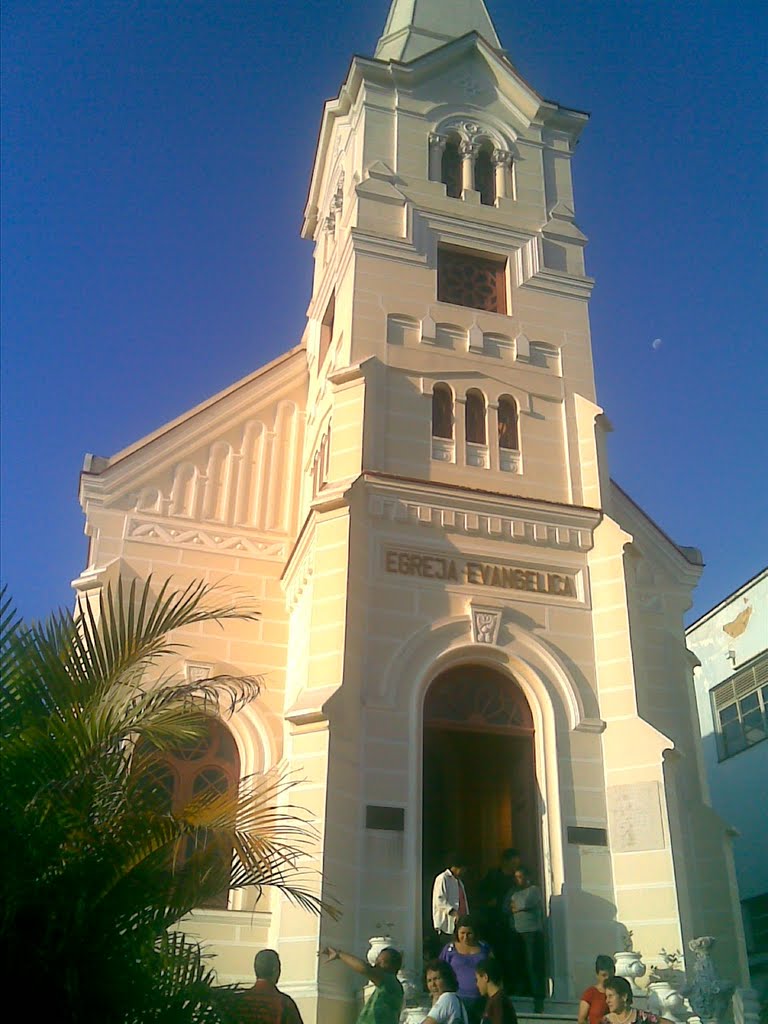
xmin=0 ymin=576 xmax=333 ymax=1022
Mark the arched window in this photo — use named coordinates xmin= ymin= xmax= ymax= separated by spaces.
xmin=432 ymin=383 xmax=453 ymax=439
xmin=465 ymin=389 xmax=486 ymax=445
xmin=474 ymin=142 xmax=495 ymax=206
xmin=498 ymin=395 xmax=519 ymax=450
xmin=441 ymin=136 xmax=462 ymax=199
xmin=136 ymin=716 xmax=240 ymax=909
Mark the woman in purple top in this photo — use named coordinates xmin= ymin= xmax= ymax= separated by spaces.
xmin=440 ymin=916 xmax=492 ymax=1024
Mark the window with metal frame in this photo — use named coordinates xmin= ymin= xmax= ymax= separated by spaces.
xmin=712 ymin=651 xmax=768 ymax=759
xmin=437 ymin=248 xmax=507 ymax=314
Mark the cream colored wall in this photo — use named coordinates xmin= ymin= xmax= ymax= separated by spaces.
xmin=337 ymin=479 xmax=615 ymax=1000
xmin=614 ymin=491 xmax=750 ymax=985
xmin=75 ymin=355 xmax=321 ymax=987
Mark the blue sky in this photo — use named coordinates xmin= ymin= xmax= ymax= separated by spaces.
xmin=2 ymin=0 xmax=766 ymax=624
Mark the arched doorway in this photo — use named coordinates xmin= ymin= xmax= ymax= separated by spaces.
xmin=422 ymin=665 xmax=540 ymax=946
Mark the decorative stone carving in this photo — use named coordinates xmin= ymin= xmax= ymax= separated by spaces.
xmin=491 ymin=149 xmax=513 ymax=167
xmin=397 ymin=968 xmax=420 ymax=1007
xmin=647 ymin=953 xmax=690 ymax=1024
xmin=454 ymin=72 xmax=490 ymax=99
xmin=126 ymin=517 xmax=286 ymax=560
xmin=499 ymin=449 xmax=521 ymax=473
xmin=470 ymin=605 xmax=502 ymax=645
xmin=430 ymin=437 xmax=454 ymax=463
xmin=614 ymin=945 xmax=647 ymax=995
xmin=684 ymin=937 xmax=734 ymax=1024
xmin=367 ymin=493 xmax=595 ymax=552
xmin=647 ymin=982 xmax=691 ymax=1024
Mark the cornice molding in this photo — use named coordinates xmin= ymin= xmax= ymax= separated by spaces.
xmin=610 ymin=482 xmax=704 ymax=588
xmin=362 ymin=473 xmax=600 ymax=551
xmin=350 ymin=227 xmax=428 ymax=267
xmin=521 ymin=269 xmax=595 ymax=300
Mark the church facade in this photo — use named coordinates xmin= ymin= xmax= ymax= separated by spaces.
xmin=75 ymin=1 xmax=749 ymax=1019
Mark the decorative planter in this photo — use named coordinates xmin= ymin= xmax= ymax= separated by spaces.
xmin=367 ymin=935 xmax=395 ymax=966
xmin=648 ymin=981 xmax=691 ymax=1023
xmin=397 ymin=968 xmax=420 ymax=1006
xmin=614 ymin=950 xmax=647 ymax=994
xmin=684 ymin=936 xmax=734 ymax=1024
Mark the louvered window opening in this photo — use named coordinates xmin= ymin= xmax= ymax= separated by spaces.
xmin=712 ymin=651 xmax=768 ymax=760
xmin=438 ymin=249 xmax=506 ymax=313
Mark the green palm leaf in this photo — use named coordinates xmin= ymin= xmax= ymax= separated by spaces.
xmin=0 ymin=576 xmax=334 ymax=1023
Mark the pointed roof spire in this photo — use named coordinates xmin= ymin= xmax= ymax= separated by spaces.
xmin=374 ymin=0 xmax=502 ymax=63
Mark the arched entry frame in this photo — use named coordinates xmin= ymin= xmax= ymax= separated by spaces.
xmin=382 ymin=613 xmax=589 ymax=998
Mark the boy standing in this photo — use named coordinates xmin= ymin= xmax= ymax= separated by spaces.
xmin=476 ymin=959 xmax=518 ymax=1024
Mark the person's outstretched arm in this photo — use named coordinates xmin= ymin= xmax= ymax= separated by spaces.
xmin=320 ymin=947 xmax=388 ymax=987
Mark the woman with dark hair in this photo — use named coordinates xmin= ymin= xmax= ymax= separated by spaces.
xmin=602 ymin=977 xmax=672 ymax=1024
xmin=423 ymin=959 xmax=468 ymax=1024
xmin=577 ymin=955 xmax=615 ymax=1024
xmin=439 ymin=916 xmax=491 ymax=1023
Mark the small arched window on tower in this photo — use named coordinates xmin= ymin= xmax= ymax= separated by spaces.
xmin=441 ymin=136 xmax=462 ymax=199
xmin=465 ymin=389 xmax=488 ymax=467
xmin=498 ymin=394 xmax=521 ymax=473
xmin=431 ymin=383 xmax=454 ymax=463
xmin=474 ymin=142 xmax=495 ymax=206
xmin=432 ymin=383 xmax=453 ymax=439
xmin=465 ymin=389 xmax=487 ymax=445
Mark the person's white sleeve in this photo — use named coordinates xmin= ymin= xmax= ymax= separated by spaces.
xmin=432 ymin=872 xmax=454 ymax=931
xmin=430 ymin=993 xmax=463 ymax=1024
xmin=434 ymin=874 xmax=452 ymax=911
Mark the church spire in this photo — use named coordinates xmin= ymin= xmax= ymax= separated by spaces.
xmin=374 ymin=0 xmax=502 ymax=63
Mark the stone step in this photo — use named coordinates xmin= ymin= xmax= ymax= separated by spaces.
xmin=513 ymin=998 xmax=578 ymax=1018
xmin=403 ymin=998 xmax=579 ymax=1024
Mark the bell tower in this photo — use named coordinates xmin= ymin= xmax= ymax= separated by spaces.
xmin=300 ymin=0 xmax=602 ymax=523
xmin=278 ymin=1 xmax=747 ymax=1018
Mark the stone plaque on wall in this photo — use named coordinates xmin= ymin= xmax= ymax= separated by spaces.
xmin=607 ymin=781 xmax=665 ymax=853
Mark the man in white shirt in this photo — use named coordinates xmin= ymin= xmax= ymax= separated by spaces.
xmin=432 ymin=853 xmax=470 ymax=945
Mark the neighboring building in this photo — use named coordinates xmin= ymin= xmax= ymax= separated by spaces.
xmin=687 ymin=568 xmax=768 ymax=996
xmin=74 ymin=1 xmax=750 ymax=1020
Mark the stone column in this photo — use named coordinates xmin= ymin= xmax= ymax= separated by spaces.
xmin=492 ymin=150 xmax=514 ymax=200
xmin=428 ymin=133 xmax=447 ymax=181
xmin=488 ymin=404 xmax=501 ymax=472
xmin=459 ymin=140 xmax=478 ymax=192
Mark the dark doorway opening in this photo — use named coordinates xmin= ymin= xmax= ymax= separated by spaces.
xmin=421 ymin=665 xmax=540 ymax=953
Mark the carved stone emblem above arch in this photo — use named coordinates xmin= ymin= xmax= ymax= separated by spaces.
xmin=433 ymin=115 xmax=510 ymax=153
xmin=374 ymin=611 xmax=598 ymax=732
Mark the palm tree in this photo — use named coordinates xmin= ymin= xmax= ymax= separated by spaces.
xmin=0 ymin=577 xmax=329 ymax=1023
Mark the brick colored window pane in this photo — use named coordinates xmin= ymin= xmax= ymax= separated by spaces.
xmin=438 ymin=249 xmax=506 ymax=313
